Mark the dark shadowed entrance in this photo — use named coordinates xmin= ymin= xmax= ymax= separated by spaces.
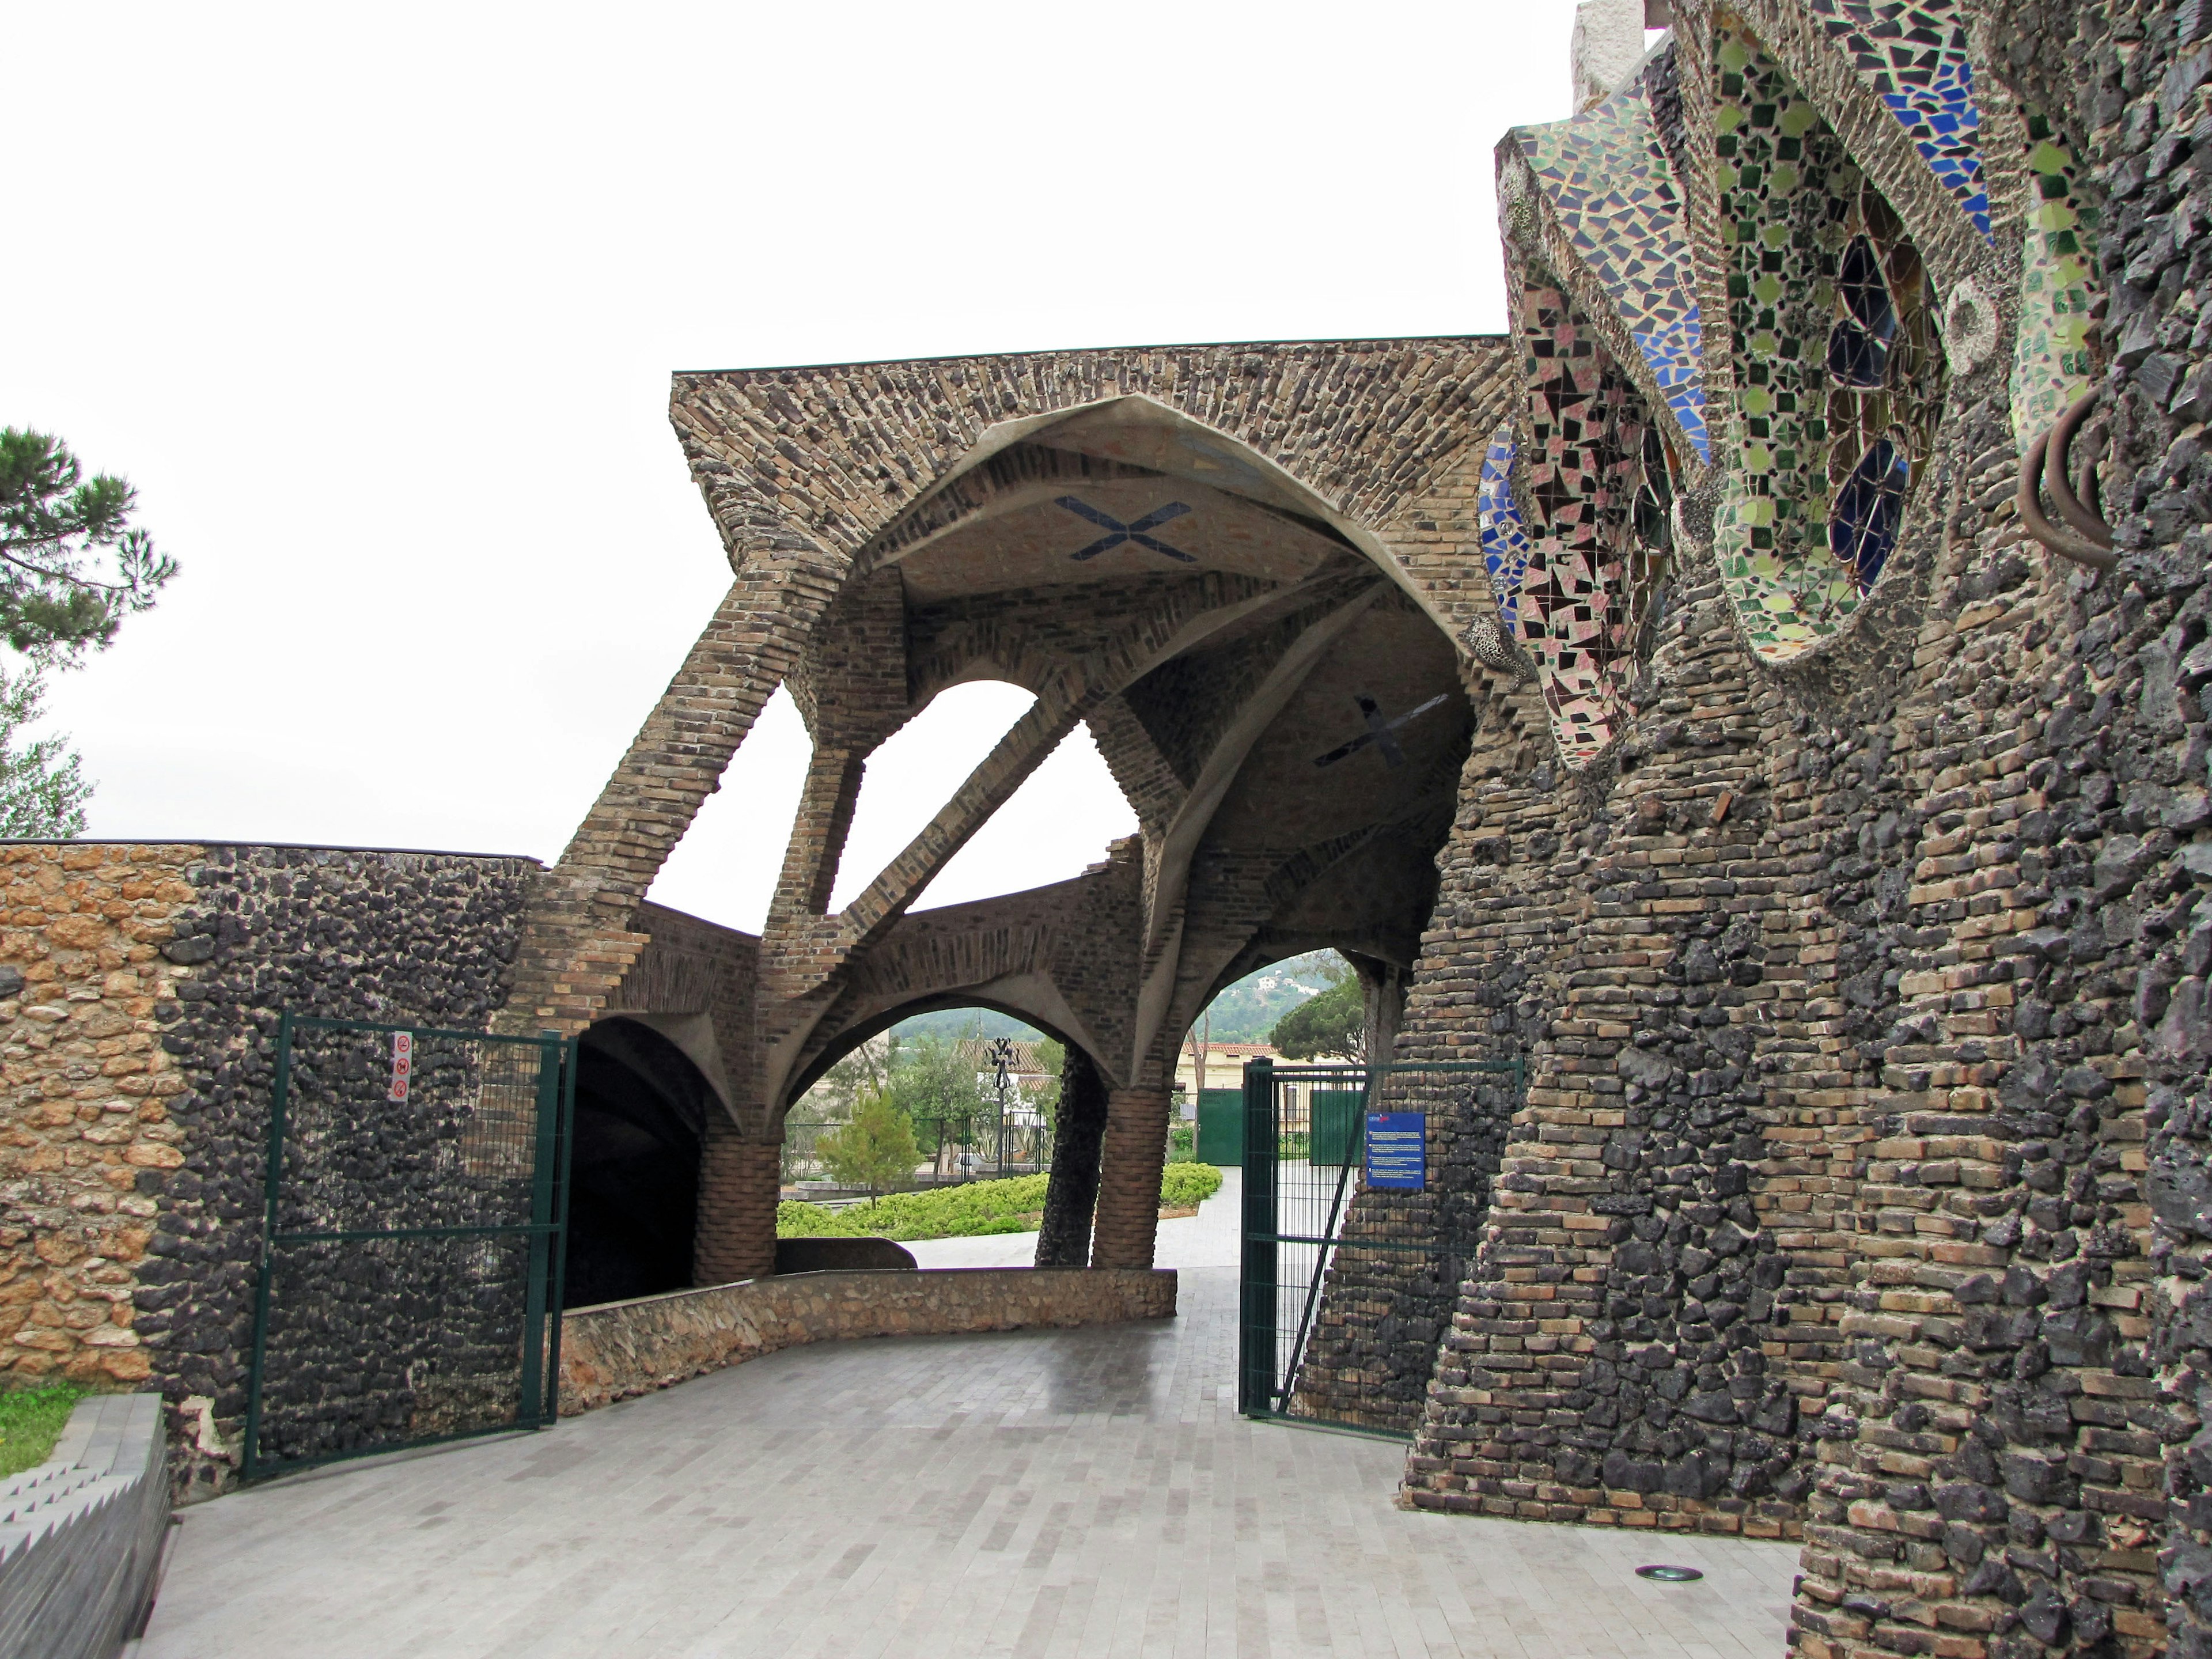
xmin=564 ymin=1018 xmax=713 ymax=1308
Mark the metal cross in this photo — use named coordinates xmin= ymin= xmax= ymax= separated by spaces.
xmin=1055 ymin=497 xmax=1195 ymax=563
xmin=1313 ymin=692 xmax=1450 ymax=770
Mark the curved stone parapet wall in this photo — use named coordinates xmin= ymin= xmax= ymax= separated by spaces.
xmin=558 ymin=1267 xmax=1179 ymax=1413
xmin=0 ymin=1392 xmax=169 ymax=1659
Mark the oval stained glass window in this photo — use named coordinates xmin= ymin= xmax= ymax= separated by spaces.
xmin=1830 ymin=437 xmax=1910 ymax=590
xmin=1825 ymin=235 xmax=1898 ymax=389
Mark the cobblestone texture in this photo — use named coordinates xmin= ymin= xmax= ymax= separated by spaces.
xmin=558 ymin=1265 xmax=1176 ymax=1412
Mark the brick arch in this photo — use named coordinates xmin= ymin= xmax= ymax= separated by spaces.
xmin=504 ymin=350 xmax=1516 ymax=1048
xmin=671 ymin=343 xmax=1516 ymax=582
xmin=782 ymin=993 xmax=1090 ymax=1114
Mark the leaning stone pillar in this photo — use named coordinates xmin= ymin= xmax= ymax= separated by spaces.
xmin=1089 ymin=1086 xmax=1172 ymax=1268
xmin=692 ymin=1113 xmax=780 ymax=1284
xmin=1035 ymin=1048 xmax=1109 ymax=1267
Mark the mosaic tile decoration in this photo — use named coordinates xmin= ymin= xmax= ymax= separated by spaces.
xmin=2010 ymin=111 xmax=2101 ymax=449
xmin=1516 ymin=84 xmax=1711 ymax=464
xmin=1709 ymin=18 xmax=1945 ymax=662
xmin=1517 ymin=284 xmax=1665 ymax=766
xmin=1479 ymin=423 xmax=1532 ymax=630
xmin=1805 ymin=0 xmax=1993 ymax=243
xmin=1831 ymin=435 xmax=1911 ymax=586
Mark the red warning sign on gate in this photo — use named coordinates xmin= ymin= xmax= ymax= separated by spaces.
xmin=388 ymin=1030 xmax=413 ymax=1103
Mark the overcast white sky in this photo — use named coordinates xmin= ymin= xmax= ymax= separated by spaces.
xmin=5 ymin=1 xmax=1585 ymax=933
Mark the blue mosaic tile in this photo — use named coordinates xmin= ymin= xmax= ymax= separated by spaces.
xmin=1516 ymin=82 xmax=1711 ymax=464
xmin=1805 ymin=0 xmax=1994 ymax=242
xmin=1478 ymin=423 xmax=1531 ymax=628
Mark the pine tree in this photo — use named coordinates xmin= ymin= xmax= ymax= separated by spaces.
xmin=1269 ymin=971 xmax=1365 ymax=1060
xmin=0 ymin=666 xmax=88 ymax=838
xmin=0 ymin=429 xmax=176 ymax=834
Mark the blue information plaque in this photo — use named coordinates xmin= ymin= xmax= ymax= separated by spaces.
xmin=1365 ymin=1111 xmax=1425 ymax=1190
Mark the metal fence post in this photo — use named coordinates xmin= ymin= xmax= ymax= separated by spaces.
xmin=517 ymin=1033 xmax=562 ymax=1427
xmin=1238 ymin=1055 xmax=1276 ymax=1416
xmin=241 ymin=1010 xmax=295 ymax=1482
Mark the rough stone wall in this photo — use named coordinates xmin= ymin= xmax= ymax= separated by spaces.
xmin=1389 ymin=540 xmax=1830 ymax=1542
xmin=130 ymin=845 xmax=533 ymax=1497
xmin=559 ymin=1266 xmax=1177 ymax=1413
xmin=1291 ymin=6 xmax=2212 ymax=1658
xmin=0 ymin=845 xmax=199 ymax=1393
xmin=0 ymin=841 xmax=542 ymax=1494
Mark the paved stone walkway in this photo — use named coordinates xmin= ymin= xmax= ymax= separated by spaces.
xmin=139 ymin=1195 xmax=1798 ymax=1658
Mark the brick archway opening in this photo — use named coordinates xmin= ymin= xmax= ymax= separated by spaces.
xmin=564 ymin=1017 xmax=716 ymax=1308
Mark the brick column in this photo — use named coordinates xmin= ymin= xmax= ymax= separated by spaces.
xmin=693 ymin=1115 xmax=780 ymax=1285
xmin=1089 ymin=1086 xmax=1171 ymax=1268
xmin=1035 ymin=1047 xmax=1109 ymax=1267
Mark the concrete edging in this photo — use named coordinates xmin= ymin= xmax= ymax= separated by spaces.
xmin=559 ymin=1267 xmax=1178 ymax=1413
xmin=0 ymin=1393 xmax=169 ymax=1659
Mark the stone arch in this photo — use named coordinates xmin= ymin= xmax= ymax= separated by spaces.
xmin=1709 ymin=13 xmax=1949 ymax=663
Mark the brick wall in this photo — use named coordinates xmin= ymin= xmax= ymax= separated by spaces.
xmin=692 ymin=1122 xmax=779 ymax=1286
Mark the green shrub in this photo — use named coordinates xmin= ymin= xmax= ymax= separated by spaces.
xmin=0 ymin=1384 xmax=88 ymax=1479
xmin=779 ymin=1173 xmax=1051 ymax=1241
xmin=778 ymin=1161 xmax=1225 ymax=1241
xmin=1160 ymin=1162 xmax=1224 ymax=1208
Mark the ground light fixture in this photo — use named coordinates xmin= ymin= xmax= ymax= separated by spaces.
xmin=1635 ymin=1565 xmax=1705 ymax=1582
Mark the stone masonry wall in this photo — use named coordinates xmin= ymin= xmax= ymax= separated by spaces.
xmin=0 ymin=843 xmax=543 ymax=1501
xmin=559 ymin=1266 xmax=1178 ymax=1413
xmin=0 ymin=844 xmax=200 ymax=1395
xmin=1281 ymin=8 xmax=2212 ymax=1659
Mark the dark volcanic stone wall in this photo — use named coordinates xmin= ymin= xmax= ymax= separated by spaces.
xmin=136 ymin=844 xmax=537 ymax=1497
xmin=1286 ymin=6 xmax=2212 ymax=1658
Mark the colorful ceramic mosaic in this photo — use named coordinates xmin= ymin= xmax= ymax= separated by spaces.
xmin=1479 ymin=423 xmax=1532 ymax=630
xmin=2010 ymin=111 xmax=2101 ymax=449
xmin=1516 ymin=283 xmax=1668 ymax=765
xmin=1805 ymin=0 xmax=1993 ymax=242
xmin=1710 ymin=18 xmax=1945 ymax=661
xmin=1516 ymin=82 xmax=1711 ymax=463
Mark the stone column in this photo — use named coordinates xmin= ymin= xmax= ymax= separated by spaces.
xmin=1034 ymin=1048 xmax=1109 ymax=1267
xmin=692 ymin=1113 xmax=780 ymax=1284
xmin=1359 ymin=959 xmax=1408 ymax=1068
xmin=1089 ymin=1086 xmax=1172 ymax=1268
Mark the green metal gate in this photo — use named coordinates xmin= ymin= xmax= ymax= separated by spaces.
xmin=1238 ymin=1056 xmax=1522 ymax=1437
xmin=244 ymin=1014 xmax=576 ymax=1479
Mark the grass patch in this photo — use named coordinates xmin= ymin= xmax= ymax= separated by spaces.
xmin=780 ymin=1162 xmax=1225 ymax=1241
xmin=0 ymin=1384 xmax=89 ymax=1479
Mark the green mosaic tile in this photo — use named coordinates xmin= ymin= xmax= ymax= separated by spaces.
xmin=1710 ymin=17 xmax=1945 ymax=662
xmin=2010 ymin=111 xmax=2101 ymax=449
